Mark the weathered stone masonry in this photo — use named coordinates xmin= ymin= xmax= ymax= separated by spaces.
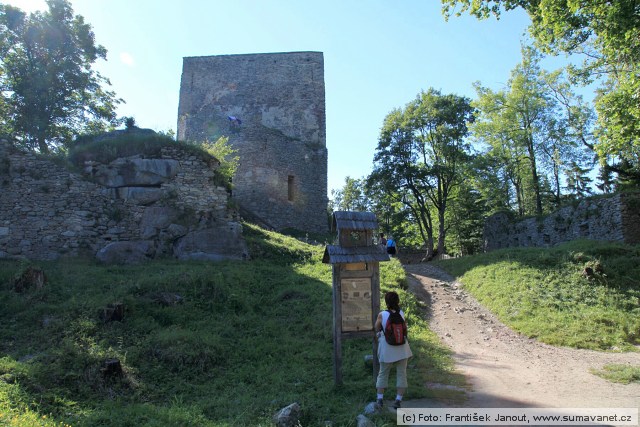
xmin=177 ymin=51 xmax=328 ymax=233
xmin=0 ymin=138 xmax=246 ymax=262
xmin=483 ymin=193 xmax=640 ymax=251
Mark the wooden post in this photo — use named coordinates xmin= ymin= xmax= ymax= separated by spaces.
xmin=324 ymin=212 xmax=389 ymax=387
xmin=102 ymin=358 xmax=123 ymax=378
xmin=332 ymin=265 xmax=343 ymax=386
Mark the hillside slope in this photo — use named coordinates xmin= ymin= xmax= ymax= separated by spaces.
xmin=0 ymin=224 xmax=461 ymax=426
xmin=435 ymin=240 xmax=640 ymax=350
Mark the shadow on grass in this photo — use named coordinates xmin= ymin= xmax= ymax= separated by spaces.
xmin=0 ymin=241 xmax=466 ymax=427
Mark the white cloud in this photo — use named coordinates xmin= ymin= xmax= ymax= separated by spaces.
xmin=119 ymin=52 xmax=135 ymax=67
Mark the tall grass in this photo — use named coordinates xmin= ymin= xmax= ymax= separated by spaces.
xmin=435 ymin=240 xmax=640 ymax=350
xmin=0 ymin=224 xmax=462 ymax=426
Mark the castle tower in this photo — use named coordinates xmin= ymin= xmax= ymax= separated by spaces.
xmin=177 ymin=51 xmax=328 ymax=233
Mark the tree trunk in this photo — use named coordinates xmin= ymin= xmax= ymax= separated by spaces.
xmin=437 ymin=209 xmax=446 ymax=255
xmin=37 ymin=136 xmax=49 ymax=154
xmin=526 ymin=134 xmax=543 ymax=215
xmin=553 ymin=161 xmax=561 ymax=206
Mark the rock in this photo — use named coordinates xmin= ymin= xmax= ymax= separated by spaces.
xmin=42 ymin=315 xmax=56 ymax=327
xmin=116 ymin=187 xmax=166 ymax=205
xmin=141 ymin=206 xmax=177 ymax=229
xmin=166 ymin=223 xmax=188 ymax=238
xmin=273 ymin=402 xmax=301 ymax=427
xmin=99 ymin=303 xmax=125 ymax=322
xmin=96 ymin=241 xmax=155 ymax=264
xmin=363 ymin=401 xmax=382 ymax=415
xmin=94 ymin=156 xmax=179 ymax=188
xmin=173 ymin=225 xmax=247 ymax=261
xmin=140 ymin=206 xmax=178 ymax=239
xmin=148 ymin=292 xmax=184 ymax=306
xmin=356 ymin=414 xmax=376 ymax=427
xmin=364 ymin=354 xmax=374 ymax=369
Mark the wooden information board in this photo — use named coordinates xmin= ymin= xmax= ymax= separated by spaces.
xmin=340 ymin=277 xmax=373 ymax=332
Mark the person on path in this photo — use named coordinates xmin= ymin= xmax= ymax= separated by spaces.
xmin=386 ymin=236 xmax=397 ymax=256
xmin=374 ymin=291 xmax=412 ymax=409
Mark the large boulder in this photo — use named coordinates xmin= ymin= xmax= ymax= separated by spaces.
xmin=96 ymin=241 xmax=155 ymax=264
xmin=140 ymin=207 xmax=179 ymax=239
xmin=94 ymin=156 xmax=179 ymax=188
xmin=173 ymin=224 xmax=247 ymax=261
xmin=116 ymin=187 xmax=166 ymax=205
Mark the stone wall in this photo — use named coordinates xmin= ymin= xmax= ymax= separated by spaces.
xmin=483 ymin=193 xmax=640 ymax=251
xmin=177 ymin=51 xmax=328 ymax=233
xmin=0 ymin=138 xmax=247 ymax=263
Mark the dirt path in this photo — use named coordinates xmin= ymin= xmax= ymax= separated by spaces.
xmin=403 ymin=263 xmax=640 ymax=409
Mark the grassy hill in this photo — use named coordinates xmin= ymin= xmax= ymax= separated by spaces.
xmin=435 ymin=240 xmax=640 ymax=351
xmin=0 ymin=224 xmax=463 ymax=427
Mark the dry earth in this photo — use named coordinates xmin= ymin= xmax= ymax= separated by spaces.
xmin=402 ymin=263 xmax=640 ymax=410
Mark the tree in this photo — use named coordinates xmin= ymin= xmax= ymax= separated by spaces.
xmin=564 ymin=161 xmax=593 ymax=198
xmin=0 ymin=0 xmax=122 ymax=153
xmin=330 ymin=176 xmax=369 ymax=212
xmin=442 ymin=0 xmax=640 ymax=185
xmin=472 ymin=46 xmax=593 ymax=216
xmin=446 ymin=180 xmax=486 ymax=255
xmin=368 ymin=89 xmax=474 ymax=258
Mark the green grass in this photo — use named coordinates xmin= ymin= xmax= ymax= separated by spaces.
xmin=435 ymin=240 xmax=640 ymax=351
xmin=0 ymin=224 xmax=462 ymax=427
xmin=65 ymin=133 xmax=233 ymax=190
xmin=590 ymin=364 xmax=640 ymax=384
xmin=68 ymin=133 xmax=208 ymax=166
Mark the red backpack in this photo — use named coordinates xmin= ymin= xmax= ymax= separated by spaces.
xmin=384 ymin=310 xmax=407 ymax=346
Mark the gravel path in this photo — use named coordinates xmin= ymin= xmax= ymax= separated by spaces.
xmin=402 ymin=263 xmax=640 ymax=409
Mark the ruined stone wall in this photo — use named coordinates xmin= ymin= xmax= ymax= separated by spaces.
xmin=483 ymin=193 xmax=640 ymax=251
xmin=0 ymin=139 xmax=246 ymax=262
xmin=177 ymin=51 xmax=328 ymax=233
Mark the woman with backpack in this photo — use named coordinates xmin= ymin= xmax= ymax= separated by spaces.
xmin=374 ymin=291 xmax=413 ymax=409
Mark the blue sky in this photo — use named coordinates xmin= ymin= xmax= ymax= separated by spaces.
xmin=8 ymin=0 xmax=547 ymax=195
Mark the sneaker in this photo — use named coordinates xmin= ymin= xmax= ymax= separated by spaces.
xmin=376 ymin=398 xmax=384 ymax=408
xmin=393 ymin=399 xmax=402 ymax=409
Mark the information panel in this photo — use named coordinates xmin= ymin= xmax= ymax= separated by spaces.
xmin=340 ymin=277 xmax=373 ymax=332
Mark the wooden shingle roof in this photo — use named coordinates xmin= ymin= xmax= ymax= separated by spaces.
xmin=332 ymin=211 xmax=378 ymax=232
xmin=322 ymin=244 xmax=390 ymax=264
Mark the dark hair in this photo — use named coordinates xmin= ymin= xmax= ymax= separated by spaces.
xmin=384 ymin=291 xmax=400 ymax=312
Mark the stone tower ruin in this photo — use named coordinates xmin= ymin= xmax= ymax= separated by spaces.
xmin=177 ymin=51 xmax=328 ymax=233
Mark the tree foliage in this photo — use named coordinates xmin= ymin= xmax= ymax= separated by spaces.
xmin=442 ymin=0 xmax=640 ymax=184
xmin=330 ymin=176 xmax=369 ymax=212
xmin=201 ymin=136 xmax=239 ymax=186
xmin=472 ymin=46 xmax=595 ymax=216
xmin=0 ymin=0 xmax=122 ymax=153
xmin=368 ymin=88 xmax=474 ymax=257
